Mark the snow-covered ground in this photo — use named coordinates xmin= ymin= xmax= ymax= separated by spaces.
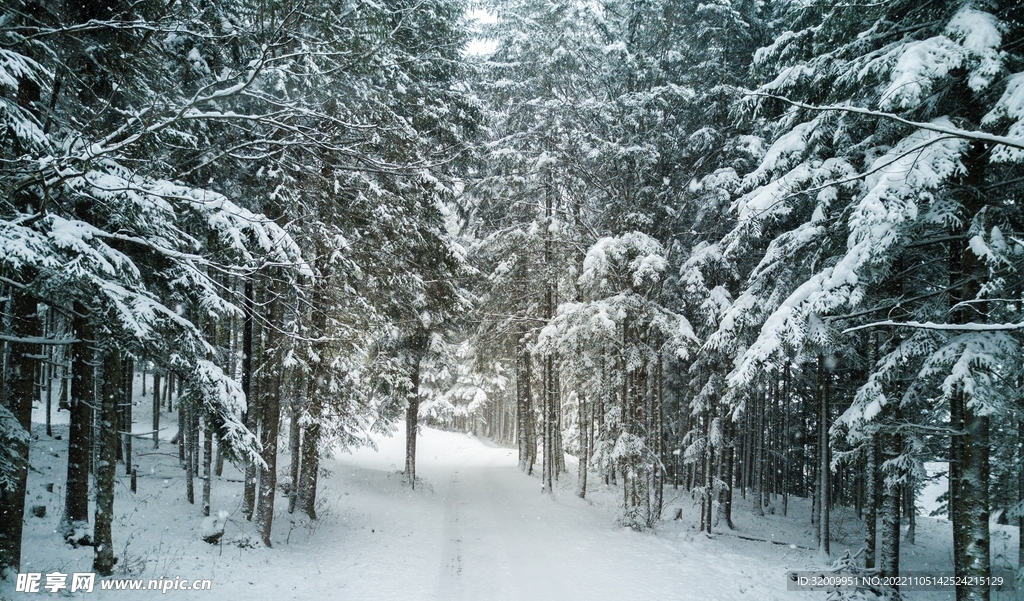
xmin=2 ymin=375 xmax=1019 ymax=600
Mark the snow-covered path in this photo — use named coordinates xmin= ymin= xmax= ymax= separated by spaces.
xmin=10 ymin=419 xmax=809 ymax=600
xmin=320 ymin=426 xmax=786 ymax=601
xmin=13 ymin=380 xmax=1014 ymax=601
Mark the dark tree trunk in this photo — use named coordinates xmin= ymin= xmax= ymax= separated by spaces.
xmin=152 ymin=372 xmax=160 ymax=449
xmin=241 ymin=278 xmax=258 ymax=520
xmin=517 ymin=338 xmax=532 ymax=472
xmin=819 ymin=355 xmax=830 ymax=557
xmin=961 ymin=411 xmax=990 ymax=601
xmin=525 ymin=346 xmax=536 ymax=475
xmin=185 ymin=403 xmax=195 ymax=505
xmin=542 ymin=352 xmax=555 ymax=493
xmin=202 ymin=416 xmax=213 ymax=516
xmin=754 ymin=386 xmax=765 ymax=516
xmin=93 ymin=349 xmax=120 ymax=575
xmin=0 ymin=291 xmax=37 ymax=573
xmin=879 ymin=432 xmax=902 ymax=601
xmin=718 ymin=417 xmax=735 ymax=530
xmin=1018 ymin=411 xmax=1024 ymax=579
xmin=406 ymin=362 xmax=421 ymax=488
xmin=782 ymin=362 xmax=790 ymax=517
xmin=255 ymin=276 xmax=283 ymax=546
xmin=865 ymin=436 xmax=878 ymax=569
xmin=122 ymin=356 xmax=133 ymax=475
xmin=576 ymin=395 xmax=588 ymax=498
xmin=177 ymin=394 xmax=185 ymax=466
xmin=287 ymin=393 xmax=302 ymax=514
xmin=297 ymin=382 xmax=321 ymax=519
xmin=62 ymin=306 xmax=93 ymax=543
xmin=215 ymin=434 xmax=224 ymax=477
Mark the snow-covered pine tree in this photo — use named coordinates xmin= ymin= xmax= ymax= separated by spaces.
xmin=716 ymin=0 xmax=1024 ymax=592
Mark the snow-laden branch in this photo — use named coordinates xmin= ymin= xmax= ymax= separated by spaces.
xmin=745 ymin=91 xmax=1024 ymax=152
xmin=843 ymin=320 xmax=1024 ymax=334
xmin=0 ymin=334 xmax=79 ymax=345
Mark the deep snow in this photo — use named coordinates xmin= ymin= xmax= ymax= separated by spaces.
xmin=2 ymin=374 xmax=1020 ymax=600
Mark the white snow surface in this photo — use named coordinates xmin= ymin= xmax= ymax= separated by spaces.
xmin=8 ymin=375 xmax=1020 ymax=600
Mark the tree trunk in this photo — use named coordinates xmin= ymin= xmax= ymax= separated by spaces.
xmin=122 ymin=356 xmax=133 ymax=475
xmin=177 ymin=394 xmax=185 ymax=466
xmin=754 ymin=387 xmax=765 ymax=516
xmin=819 ymin=355 xmax=830 ymax=557
xmin=904 ymin=479 xmax=916 ymax=545
xmin=152 ymin=372 xmax=160 ymax=449
xmin=517 ymin=339 xmax=531 ymax=472
xmin=287 ymin=394 xmax=301 ymax=514
xmin=406 ymin=361 xmax=421 ymax=488
xmin=93 ymin=349 xmax=120 ymax=576
xmin=0 ymin=291 xmax=36 ymax=573
xmin=297 ymin=386 xmax=321 ymax=519
xmin=1018 ymin=411 xmax=1024 ymax=581
xmin=865 ymin=436 xmax=878 ymax=569
xmin=961 ymin=411 xmax=990 ymax=601
xmin=242 ymin=278 xmax=258 ymax=520
xmin=255 ymin=274 xmax=283 ymax=546
xmin=185 ymin=403 xmax=195 ymax=505
xmin=214 ymin=434 xmax=224 ymax=477
xmin=718 ymin=418 xmax=735 ymax=529
xmin=525 ymin=346 xmax=536 ymax=475
xmin=782 ymin=362 xmax=790 ymax=517
xmin=542 ymin=353 xmax=556 ymax=494
xmin=202 ymin=415 xmax=213 ymax=516
xmin=576 ymin=395 xmax=588 ymax=498
xmin=879 ymin=432 xmax=902 ymax=600
xmin=44 ymin=316 xmax=53 ymax=438
xmin=62 ymin=306 xmax=92 ymax=543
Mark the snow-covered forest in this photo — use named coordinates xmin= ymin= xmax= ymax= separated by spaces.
xmin=1 ymin=0 xmax=1023 ymax=599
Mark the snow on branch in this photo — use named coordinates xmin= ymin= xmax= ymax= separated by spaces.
xmin=842 ymin=320 xmax=1024 ymax=334
xmin=189 ymin=360 xmax=263 ymax=468
xmin=727 ymin=125 xmax=967 ymax=388
xmin=744 ymin=91 xmax=1024 ymax=153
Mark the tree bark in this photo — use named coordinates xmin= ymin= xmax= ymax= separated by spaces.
xmin=819 ymin=355 xmax=830 ymax=557
xmin=122 ymin=356 xmax=133 ymax=475
xmin=576 ymin=395 xmax=588 ymax=498
xmin=177 ymin=393 xmax=185 ymax=465
xmin=782 ymin=362 xmax=790 ymax=517
xmin=544 ymin=352 xmax=552 ymax=493
xmin=185 ymin=403 xmax=195 ymax=505
xmin=961 ymin=411 xmax=990 ymax=601
xmin=152 ymin=372 xmax=160 ymax=449
xmin=62 ymin=305 xmax=93 ymax=543
xmin=202 ymin=415 xmax=213 ymax=516
xmin=525 ymin=346 xmax=536 ymax=475
xmin=287 ymin=393 xmax=302 ymax=514
xmin=297 ymin=381 xmax=321 ymax=519
xmin=0 ymin=291 xmax=36 ymax=573
xmin=255 ymin=275 xmax=283 ymax=546
xmin=406 ymin=359 xmax=421 ymax=488
xmin=865 ymin=436 xmax=878 ymax=569
xmin=93 ymin=349 xmax=120 ymax=575
xmin=1018 ymin=410 xmax=1024 ymax=581
xmin=241 ymin=278 xmax=258 ymax=520
xmin=517 ymin=339 xmax=532 ymax=472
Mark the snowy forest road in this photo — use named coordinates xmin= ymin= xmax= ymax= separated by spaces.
xmin=11 ymin=420 xmax=808 ymax=601
xmin=326 ymin=425 xmax=790 ymax=601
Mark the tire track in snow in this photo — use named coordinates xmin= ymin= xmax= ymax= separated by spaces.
xmin=437 ymin=468 xmax=465 ymax=600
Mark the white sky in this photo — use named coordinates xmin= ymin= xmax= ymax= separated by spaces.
xmin=465 ymin=9 xmax=498 ymax=56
